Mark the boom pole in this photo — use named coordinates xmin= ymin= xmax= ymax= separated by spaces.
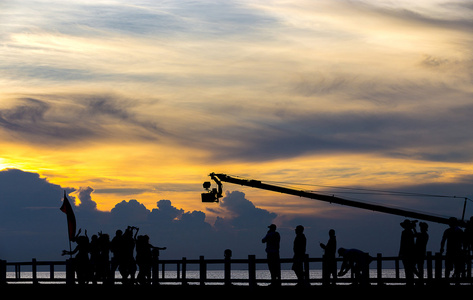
xmin=205 ymin=173 xmax=458 ymax=226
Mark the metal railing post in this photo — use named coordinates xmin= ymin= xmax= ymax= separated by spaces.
xmin=248 ymin=255 xmax=256 ymax=287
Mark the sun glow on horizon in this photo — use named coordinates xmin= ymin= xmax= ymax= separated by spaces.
xmin=0 ymin=0 xmax=471 ymax=221
xmin=2 ymin=148 xmax=470 ymax=219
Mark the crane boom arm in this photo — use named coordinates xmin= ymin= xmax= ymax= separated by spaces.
xmin=210 ymin=173 xmax=455 ymax=225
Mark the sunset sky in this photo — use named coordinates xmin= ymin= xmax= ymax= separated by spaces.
xmin=1 ymin=0 xmax=472 ymax=230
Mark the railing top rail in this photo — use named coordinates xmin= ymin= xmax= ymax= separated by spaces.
xmin=0 ymin=251 xmax=469 ymax=286
xmin=0 ymin=252 xmax=439 ymax=266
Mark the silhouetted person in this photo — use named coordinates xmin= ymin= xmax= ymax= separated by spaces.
xmin=464 ymin=216 xmax=473 ymax=255
xmin=399 ymin=219 xmax=416 ymax=285
xmin=62 ymin=229 xmax=90 ymax=285
xmin=414 ymin=222 xmax=429 ymax=283
xmin=89 ymin=234 xmax=100 ymax=284
xmin=151 ymin=245 xmax=166 ymax=285
xmin=262 ymin=224 xmax=281 ymax=287
xmin=338 ymin=248 xmax=372 ymax=285
xmin=110 ymin=229 xmax=123 ymax=283
xmin=440 ymin=217 xmax=465 ymax=280
xmin=292 ymin=225 xmax=306 ymax=286
xmin=224 ymin=249 xmax=232 ymax=259
xmin=136 ymin=234 xmax=166 ymax=285
xmin=96 ymin=232 xmax=111 ymax=284
xmin=320 ymin=229 xmax=337 ymax=285
xmin=120 ymin=226 xmax=138 ymax=284
xmin=136 ymin=235 xmax=153 ymax=285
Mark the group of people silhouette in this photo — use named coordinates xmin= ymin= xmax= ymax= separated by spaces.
xmin=399 ymin=219 xmax=429 ymax=285
xmin=62 ymin=226 xmax=166 ymax=285
xmin=262 ymin=223 xmax=372 ymax=286
xmin=263 ymin=217 xmax=473 ymax=287
xmin=399 ymin=216 xmax=473 ymax=285
xmin=62 ymin=217 xmax=473 ymax=286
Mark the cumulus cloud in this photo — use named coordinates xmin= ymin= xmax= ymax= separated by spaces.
xmin=0 ymin=169 xmax=276 ymax=260
xmin=76 ymin=186 xmax=97 ymax=211
xmin=148 ymin=200 xmax=184 ymax=224
xmin=0 ymin=169 xmax=70 ymax=260
xmin=215 ymin=191 xmax=277 ymax=230
xmin=110 ymin=199 xmax=150 ymax=225
xmin=0 ymin=168 xmax=65 ymax=209
xmin=0 ymin=169 xmax=472 ymax=261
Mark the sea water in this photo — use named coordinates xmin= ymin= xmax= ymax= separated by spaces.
xmin=5 ymin=269 xmax=402 ymax=285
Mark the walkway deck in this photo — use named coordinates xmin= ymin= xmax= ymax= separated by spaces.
xmin=2 ymin=283 xmax=473 ymax=300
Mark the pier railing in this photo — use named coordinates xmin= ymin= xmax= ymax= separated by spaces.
xmin=0 ymin=252 xmax=471 ymax=286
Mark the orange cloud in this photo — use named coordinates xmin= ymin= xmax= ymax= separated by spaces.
xmin=0 ymin=0 xmax=471 ymax=220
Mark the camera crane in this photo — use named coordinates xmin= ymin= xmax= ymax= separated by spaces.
xmin=202 ymin=172 xmax=469 ymax=226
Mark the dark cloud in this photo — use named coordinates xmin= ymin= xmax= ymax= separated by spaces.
xmin=3 ymin=70 xmax=472 ymax=165
xmin=110 ymin=199 xmax=150 ymax=225
xmin=0 ymin=169 xmax=273 ymax=260
xmin=0 ymin=95 xmax=165 ymax=146
xmin=0 ymin=168 xmax=69 ymax=209
xmin=0 ymin=169 xmax=71 ymax=260
xmin=376 ymin=176 xmax=473 ymax=218
xmin=77 ymin=186 xmax=97 ymax=211
xmin=0 ymin=98 xmax=92 ymax=143
xmin=80 ymin=95 xmax=162 ymax=135
xmin=0 ymin=169 xmax=471 ymax=261
xmin=194 ymin=103 xmax=473 ymax=163
xmin=215 ymin=191 xmax=277 ymax=230
xmin=148 ymin=200 xmax=184 ymax=225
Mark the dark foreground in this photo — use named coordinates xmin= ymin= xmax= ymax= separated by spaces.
xmin=3 ymin=284 xmax=472 ymax=299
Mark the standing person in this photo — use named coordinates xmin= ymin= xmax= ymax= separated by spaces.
xmin=120 ymin=226 xmax=138 ymax=285
xmin=89 ymin=234 xmax=100 ymax=284
xmin=110 ymin=229 xmax=123 ymax=284
xmin=414 ymin=222 xmax=429 ymax=283
xmin=292 ymin=225 xmax=307 ymax=286
xmin=320 ymin=229 xmax=337 ymax=285
xmin=136 ymin=235 xmax=153 ymax=285
xmin=440 ymin=217 xmax=465 ymax=280
xmin=136 ymin=235 xmax=167 ymax=285
xmin=62 ymin=229 xmax=90 ymax=285
xmin=464 ymin=216 xmax=473 ymax=255
xmin=97 ymin=232 xmax=111 ymax=284
xmin=399 ymin=219 xmax=416 ymax=286
xmin=262 ymin=224 xmax=281 ymax=287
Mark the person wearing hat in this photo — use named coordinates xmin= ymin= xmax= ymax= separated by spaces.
xmin=399 ymin=219 xmax=416 ymax=286
xmin=262 ymin=224 xmax=281 ymax=286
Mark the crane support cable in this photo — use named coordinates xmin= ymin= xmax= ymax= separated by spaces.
xmin=264 ymin=180 xmax=465 ymax=200
xmin=210 ymin=173 xmax=459 ymax=226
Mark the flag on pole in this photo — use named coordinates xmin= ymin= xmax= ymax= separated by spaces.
xmin=60 ymin=191 xmax=76 ymax=241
